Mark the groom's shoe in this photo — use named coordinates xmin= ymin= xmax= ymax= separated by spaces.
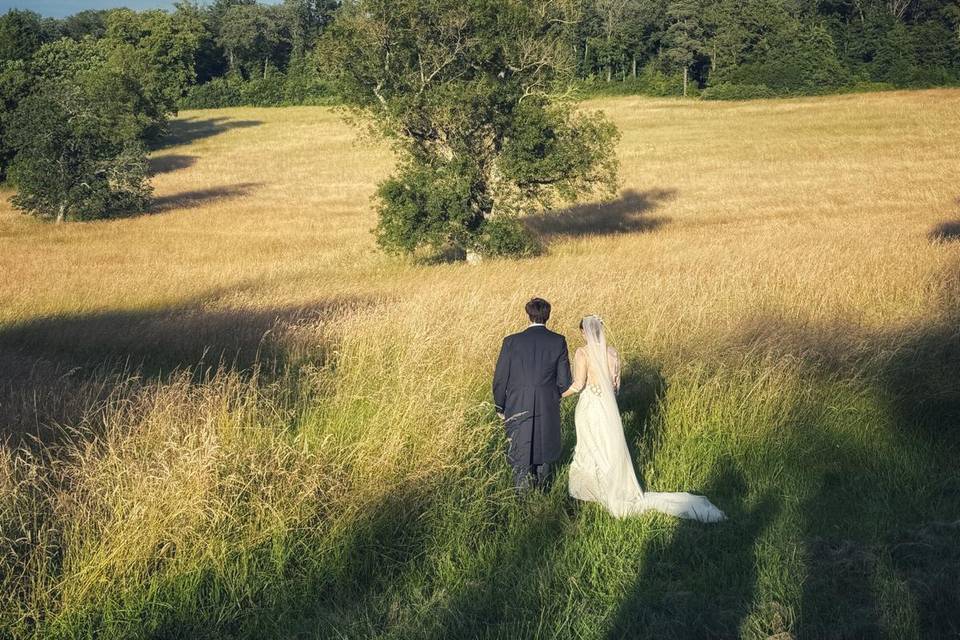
xmin=513 ymin=467 xmax=534 ymax=497
xmin=533 ymin=463 xmax=551 ymax=492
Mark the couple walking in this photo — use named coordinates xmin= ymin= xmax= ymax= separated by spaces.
xmin=493 ymin=298 xmax=725 ymax=522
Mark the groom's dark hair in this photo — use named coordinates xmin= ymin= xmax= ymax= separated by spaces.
xmin=525 ymin=298 xmax=551 ymax=324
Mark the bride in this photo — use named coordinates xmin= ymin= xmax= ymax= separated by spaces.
xmin=562 ymin=315 xmax=725 ymax=522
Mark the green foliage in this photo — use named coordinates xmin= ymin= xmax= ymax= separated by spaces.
xmin=282 ymin=0 xmax=338 ymax=58
xmin=178 ymin=64 xmax=336 ymax=108
xmin=323 ymin=0 xmax=620 ymax=259
xmin=580 ymin=65 xmax=690 ymax=97
xmin=0 ymin=9 xmax=58 ymax=63
xmin=8 ymin=0 xmax=960 ymax=108
xmin=7 ymin=83 xmax=152 ymax=222
xmin=179 ymin=75 xmax=244 ymax=108
xmin=662 ymin=0 xmax=705 ymax=75
xmin=375 ymin=156 xmax=490 ymax=256
xmin=871 ymin=20 xmax=919 ymax=85
xmin=476 ymin=217 xmax=542 ymax=257
xmin=719 ymin=23 xmax=850 ymax=94
xmin=217 ymin=3 xmax=289 ymax=79
xmin=375 ymin=151 xmax=547 ymax=260
xmin=99 ymin=8 xmax=205 ymax=139
xmin=59 ymin=9 xmax=110 ymax=40
xmin=30 ymin=38 xmax=156 ymax=141
xmin=498 ymin=100 xmax=620 ymax=212
xmin=0 ymin=59 xmax=30 ymax=181
xmin=701 ymin=82 xmax=777 ymax=100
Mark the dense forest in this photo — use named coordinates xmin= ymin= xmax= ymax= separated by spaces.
xmin=0 ymin=0 xmax=957 ymax=220
xmin=1 ymin=0 xmax=958 ymax=107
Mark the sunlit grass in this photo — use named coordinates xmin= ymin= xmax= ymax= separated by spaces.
xmin=1 ymin=89 xmax=959 ymax=638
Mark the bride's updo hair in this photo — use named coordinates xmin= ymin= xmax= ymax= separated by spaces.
xmin=525 ymin=297 xmax=551 ymax=324
xmin=580 ymin=315 xmax=603 ymax=331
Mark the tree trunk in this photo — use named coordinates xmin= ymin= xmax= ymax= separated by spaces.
xmin=56 ymin=202 xmax=65 ymax=224
xmin=683 ymin=67 xmax=688 ymax=97
xmin=606 ymin=32 xmax=612 ymax=82
xmin=632 ymin=56 xmax=637 ymax=78
xmin=264 ymin=58 xmax=269 ymax=79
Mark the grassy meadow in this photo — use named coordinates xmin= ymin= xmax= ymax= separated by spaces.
xmin=1 ymin=89 xmax=959 ymax=639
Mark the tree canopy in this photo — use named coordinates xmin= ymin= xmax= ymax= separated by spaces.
xmin=321 ymin=0 xmax=620 ymax=259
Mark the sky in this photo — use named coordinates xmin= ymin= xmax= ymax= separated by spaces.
xmin=0 ymin=1 xmax=281 ymax=19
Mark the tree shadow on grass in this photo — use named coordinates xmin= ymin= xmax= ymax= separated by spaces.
xmin=525 ymin=189 xmax=675 ymax=241
xmin=150 ymin=182 xmax=263 ymax=214
xmin=155 ymin=116 xmax=264 ymax=150
xmin=600 ymin=359 xmax=783 ymax=637
xmin=147 ymin=154 xmax=198 ymax=176
xmin=792 ymin=327 xmax=960 ymax=639
xmin=618 ymin=358 xmax=669 ymax=475
xmin=0 ymin=290 xmax=377 ymax=443
xmin=928 ymin=221 xmax=960 ymax=242
xmin=605 ymin=457 xmax=779 ymax=639
xmin=726 ymin=255 xmax=960 ymax=638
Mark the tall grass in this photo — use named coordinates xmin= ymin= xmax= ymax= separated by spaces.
xmin=1 ymin=90 xmax=959 ymax=638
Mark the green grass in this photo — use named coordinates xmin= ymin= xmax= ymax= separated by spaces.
xmin=6 ymin=342 xmax=957 ymax=638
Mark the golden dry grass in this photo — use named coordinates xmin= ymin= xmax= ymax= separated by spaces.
xmin=1 ymin=90 xmax=957 ymax=342
xmin=1 ymin=89 xmax=959 ymax=639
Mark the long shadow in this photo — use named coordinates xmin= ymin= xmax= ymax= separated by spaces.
xmin=429 ymin=503 xmax=574 ymax=638
xmin=0 ymin=292 xmax=377 ymax=443
xmin=872 ymin=268 xmax=960 ymax=636
xmin=606 ymin=456 xmax=779 ymax=638
xmin=150 ymin=182 xmax=263 ymax=214
xmin=96 ymin=475 xmax=450 ymax=640
xmin=618 ymin=358 xmax=669 ymax=475
xmin=604 ymin=359 xmax=783 ymax=637
xmin=929 ymin=220 xmax=960 ymax=242
xmin=791 ymin=341 xmax=960 ymax=639
xmin=724 ymin=255 xmax=960 ymax=637
xmin=525 ymin=189 xmax=675 ymax=241
xmin=147 ymin=154 xmax=198 ymax=176
xmin=155 ymin=116 xmax=263 ymax=150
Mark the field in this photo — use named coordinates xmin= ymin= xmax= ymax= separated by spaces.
xmin=1 ymin=89 xmax=959 ymax=639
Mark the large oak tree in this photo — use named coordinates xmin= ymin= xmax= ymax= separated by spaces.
xmin=320 ymin=0 xmax=620 ymax=260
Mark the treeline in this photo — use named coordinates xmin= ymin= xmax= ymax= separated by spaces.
xmin=2 ymin=1 xmax=959 ymax=108
xmin=577 ymin=0 xmax=960 ymax=98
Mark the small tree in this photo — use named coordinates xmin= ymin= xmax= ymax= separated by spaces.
xmin=8 ymin=72 xmax=152 ymax=222
xmin=321 ymin=0 xmax=620 ymax=260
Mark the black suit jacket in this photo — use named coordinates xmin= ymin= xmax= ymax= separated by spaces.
xmin=493 ymin=325 xmax=573 ymax=465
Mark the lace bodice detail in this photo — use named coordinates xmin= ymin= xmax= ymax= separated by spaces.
xmin=570 ymin=345 xmax=620 ymax=395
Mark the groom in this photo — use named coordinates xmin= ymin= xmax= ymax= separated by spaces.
xmin=493 ymin=298 xmax=573 ymax=493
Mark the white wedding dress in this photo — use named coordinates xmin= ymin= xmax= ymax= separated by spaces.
xmin=567 ymin=316 xmax=725 ymax=522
